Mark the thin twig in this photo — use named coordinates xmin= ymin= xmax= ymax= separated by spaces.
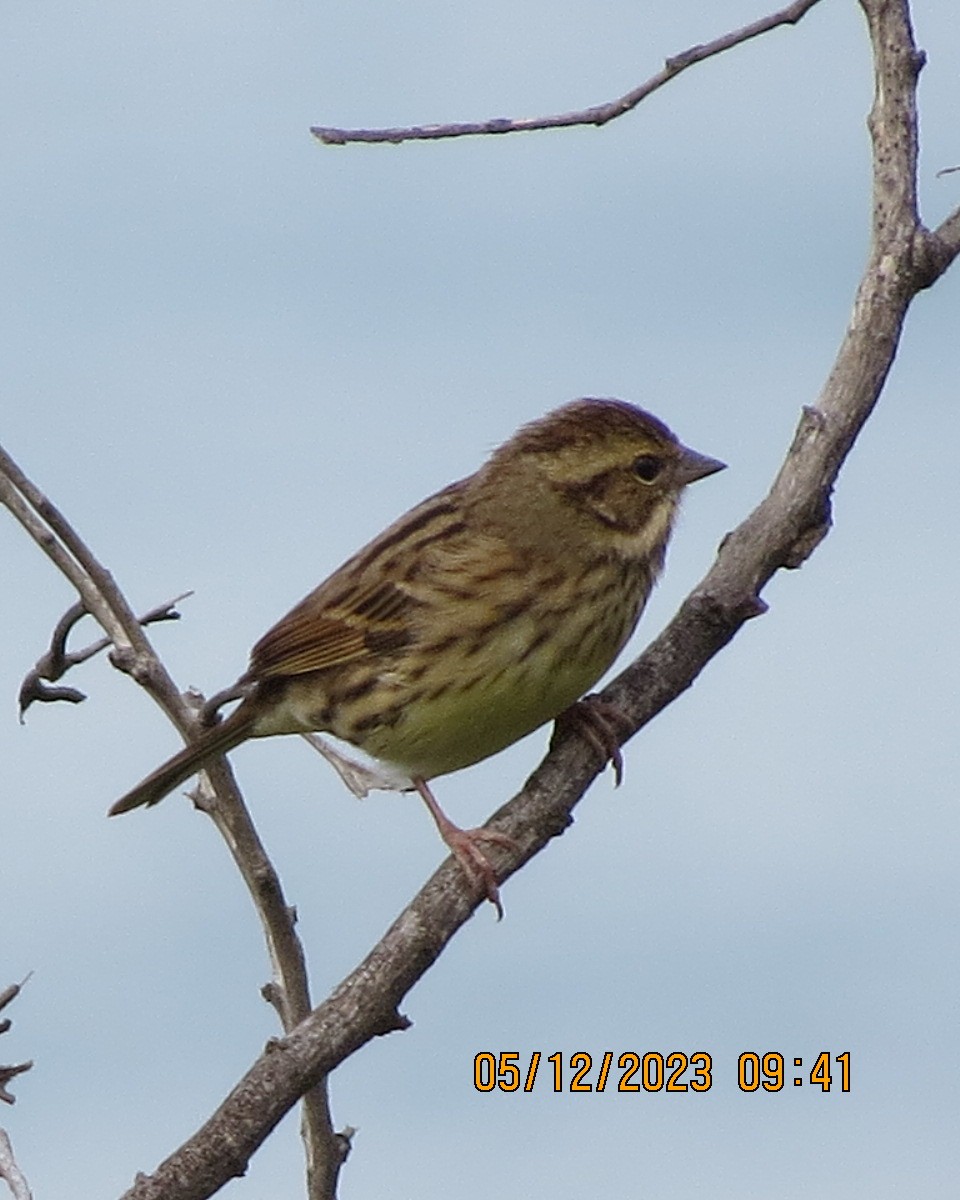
xmin=0 ymin=978 xmax=32 ymax=1019
xmin=18 ymin=594 xmax=192 ymax=720
xmin=0 ymin=446 xmax=187 ymax=730
xmin=0 ymin=1067 xmax=31 ymax=1110
xmin=311 ymin=0 xmax=823 ymax=145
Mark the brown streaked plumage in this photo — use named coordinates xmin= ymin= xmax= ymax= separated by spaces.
xmin=110 ymin=398 xmax=724 ymax=913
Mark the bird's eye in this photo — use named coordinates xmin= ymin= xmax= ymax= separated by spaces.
xmin=632 ymin=454 xmax=663 ymax=483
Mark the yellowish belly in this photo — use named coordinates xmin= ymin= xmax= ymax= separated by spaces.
xmin=358 ymin=602 xmax=631 ymax=778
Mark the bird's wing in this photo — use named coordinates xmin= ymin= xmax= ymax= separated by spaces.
xmin=247 ymin=480 xmax=469 ymax=680
xmin=249 ymin=576 xmax=413 ymax=678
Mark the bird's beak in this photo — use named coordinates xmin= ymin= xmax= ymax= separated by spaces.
xmin=676 ymin=446 xmax=726 ymax=485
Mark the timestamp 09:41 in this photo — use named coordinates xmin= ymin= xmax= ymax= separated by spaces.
xmin=473 ymin=1051 xmax=851 ymax=1094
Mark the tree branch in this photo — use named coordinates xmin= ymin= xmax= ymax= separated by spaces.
xmin=187 ymin=767 xmax=347 ymax=1198
xmin=0 ymin=1131 xmax=32 ymax=1200
xmin=0 ymin=447 xmax=188 ymax=734
xmin=311 ymin=0 xmax=824 ymax=146
xmin=0 ymin=460 xmax=344 ymax=1196
xmin=0 ymin=980 xmax=34 ymax=1200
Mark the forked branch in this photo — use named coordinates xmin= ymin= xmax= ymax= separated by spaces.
xmin=0 ymin=458 xmax=342 ymax=1195
xmin=17 ymin=595 xmax=191 ymax=719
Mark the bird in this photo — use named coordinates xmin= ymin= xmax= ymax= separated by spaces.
xmin=110 ymin=398 xmax=724 ymax=913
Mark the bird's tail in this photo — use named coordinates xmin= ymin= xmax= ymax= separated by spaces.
xmin=108 ymin=705 xmax=256 ymax=816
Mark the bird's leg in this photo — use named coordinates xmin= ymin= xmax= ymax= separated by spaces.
xmin=301 ymin=732 xmax=408 ymax=798
xmin=413 ymin=778 xmax=515 ymax=919
xmin=553 ymin=695 xmax=631 ymax=786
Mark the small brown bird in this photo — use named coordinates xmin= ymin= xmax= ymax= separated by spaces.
xmin=111 ymin=399 xmax=724 ymax=912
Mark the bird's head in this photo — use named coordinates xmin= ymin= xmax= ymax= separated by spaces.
xmin=477 ymin=397 xmax=725 ymax=559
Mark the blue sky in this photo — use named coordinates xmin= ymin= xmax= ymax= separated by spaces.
xmin=2 ymin=2 xmax=959 ymax=1196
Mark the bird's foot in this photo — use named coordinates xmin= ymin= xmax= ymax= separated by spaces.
xmin=414 ymin=778 xmax=515 ymax=919
xmin=553 ymin=695 xmax=631 ymax=786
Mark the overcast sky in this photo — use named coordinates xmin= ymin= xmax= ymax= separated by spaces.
xmin=3 ymin=2 xmax=959 ymax=1197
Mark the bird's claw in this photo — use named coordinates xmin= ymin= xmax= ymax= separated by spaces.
xmin=554 ymin=695 xmax=631 ymax=785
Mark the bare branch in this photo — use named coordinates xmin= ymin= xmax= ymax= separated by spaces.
xmin=0 ymin=1131 xmax=33 ymax=1200
xmin=0 ymin=455 xmax=344 ymax=1194
xmin=0 ymin=978 xmax=33 ymax=1108
xmin=0 ymin=447 xmax=188 ymax=733
xmin=186 ymin=766 xmax=346 ymax=1199
xmin=311 ymin=0 xmax=823 ymax=146
xmin=17 ymin=594 xmax=191 ymax=720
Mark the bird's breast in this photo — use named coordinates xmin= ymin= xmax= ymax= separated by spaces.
xmin=358 ymin=554 xmax=653 ymax=777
